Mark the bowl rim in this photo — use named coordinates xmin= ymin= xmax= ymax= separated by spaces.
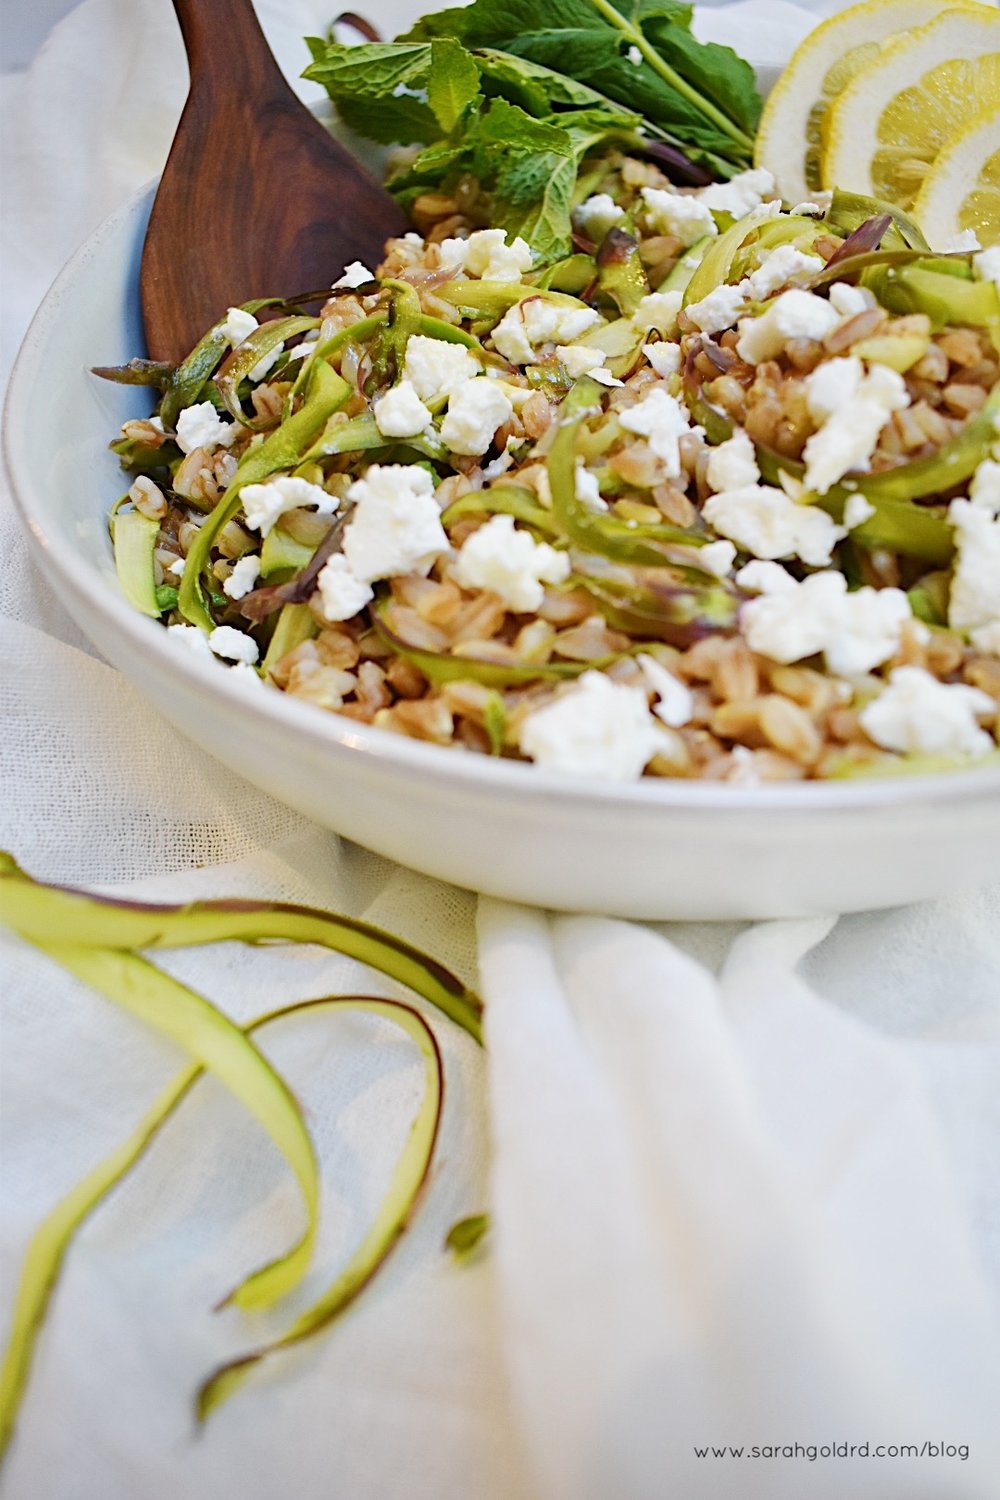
xmin=5 ymin=180 xmax=1000 ymax=821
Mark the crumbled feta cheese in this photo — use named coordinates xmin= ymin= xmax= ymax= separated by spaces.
xmin=803 ymin=364 xmax=909 ymax=495
xmin=452 ymin=514 xmax=570 ymax=611
xmin=439 ymin=228 xmax=533 ymax=282
xmin=740 ymin=570 xmax=912 ymax=674
xmin=703 ymin=484 xmax=845 ymax=567
xmin=706 ymin=430 xmax=759 ymax=492
xmin=492 ymin=297 xmax=600 ymax=364
xmin=224 ymin=306 xmax=280 ymax=381
xmin=642 ymin=341 xmax=681 ymax=378
xmin=572 ymin=194 xmax=625 ymax=241
xmin=440 ymin=378 xmax=514 ymax=456
xmin=222 ymin=554 xmax=262 ymax=600
xmin=342 ymin=463 xmax=449 ymax=583
xmin=148 ymin=415 xmax=165 ymax=434
xmin=518 ymin=670 xmax=663 ymax=781
xmin=165 ymin=555 xmax=186 ymax=578
xmin=557 ymin=344 xmax=607 ymax=379
xmin=588 ymin=367 xmax=624 ymax=387
xmin=684 ymin=283 xmax=747 ymax=334
xmin=627 ymin=43 xmax=642 ymax=65
xmin=790 ymin=197 xmax=831 ymax=216
xmin=804 ymin=356 xmax=863 ymax=422
xmin=209 ymin=625 xmax=259 ymax=665
xmin=827 ymin=281 xmax=871 ymax=318
xmin=736 ymin=289 xmax=840 ymax=365
xmin=697 ymin=539 xmax=737 ymax=577
xmin=969 ymin=458 xmax=1000 ymax=514
xmin=175 ymin=401 xmax=236 ymax=455
xmin=167 ymin=623 xmax=213 ymax=659
xmin=942 ymin=229 xmax=981 ymax=253
xmin=638 ymin=653 xmax=694 ymax=727
xmin=859 ymin=666 xmax=994 ymax=757
xmin=735 ymin=559 xmax=797 ymax=595
xmin=948 ymin=499 xmax=1000 ymax=638
xmin=333 ymin=261 xmax=375 ymax=289
xmin=315 ymin=553 xmax=374 ymax=622
xmin=640 ymin=188 xmax=717 ymax=246
xmin=843 ymin=493 xmax=876 ymax=530
xmin=373 ymin=379 xmax=433 ymax=438
xmin=744 ymin=245 xmax=824 ymax=301
xmin=698 ymin=167 xmax=777 ymax=218
xmin=973 ymin=245 xmax=1000 ymax=288
xmin=403 ymin=335 xmax=479 ymax=401
xmin=575 ymin=459 xmax=606 ymax=513
xmin=618 ymin=386 xmax=692 ymax=476
xmin=240 ymin=475 xmax=339 ymax=537
xmin=633 ymin=290 xmax=683 ymax=335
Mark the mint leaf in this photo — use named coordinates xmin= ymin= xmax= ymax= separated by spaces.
xmin=427 ymin=37 xmax=482 ymax=132
xmin=642 ymin=18 xmax=761 ymax=133
xmin=302 ymin=41 xmax=439 ymax=145
xmin=476 ymin=48 xmax=617 ymax=114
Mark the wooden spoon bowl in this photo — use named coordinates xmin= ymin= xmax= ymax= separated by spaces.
xmin=141 ymin=0 xmax=407 ymax=363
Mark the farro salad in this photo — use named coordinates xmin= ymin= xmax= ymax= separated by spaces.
xmin=100 ymin=9 xmax=1000 ymax=786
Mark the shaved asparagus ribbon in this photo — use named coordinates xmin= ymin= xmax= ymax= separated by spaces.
xmin=0 ymin=854 xmax=483 ymax=1046
xmin=0 ymin=851 xmax=461 ymax=1454
xmin=0 ymin=985 xmax=441 ymax=1454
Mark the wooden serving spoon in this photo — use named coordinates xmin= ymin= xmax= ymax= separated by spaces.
xmin=141 ymin=0 xmax=407 ymax=363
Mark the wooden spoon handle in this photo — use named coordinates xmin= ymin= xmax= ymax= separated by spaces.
xmin=172 ymin=0 xmax=288 ymax=94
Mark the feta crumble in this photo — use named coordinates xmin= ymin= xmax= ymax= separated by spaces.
xmin=403 ymin=335 xmax=479 ymax=400
xmin=827 ymin=281 xmax=871 ymax=318
xmin=222 ymin=554 xmax=262 ymax=601
xmin=844 ymin=494 xmax=876 ymax=530
xmin=633 ymin=290 xmax=683 ymax=336
xmin=642 ymin=341 xmax=681 ymax=378
xmin=209 ymin=625 xmax=259 ymax=665
xmin=240 ymin=475 xmax=339 ymax=537
xmin=618 ymin=386 xmax=693 ymax=476
xmin=575 ymin=459 xmax=606 ymax=512
xmin=743 ymin=244 xmax=824 ymax=301
xmin=969 ymin=458 xmax=1000 ymax=515
xmin=697 ymin=539 xmax=737 ymax=577
xmin=735 ymin=559 xmax=797 ymax=595
xmin=638 ymin=653 xmax=695 ymax=727
xmin=452 ymin=513 xmax=570 ymax=611
xmin=333 ymin=261 xmax=375 ymax=289
xmin=948 ymin=499 xmax=1000 ymax=639
xmin=684 ymin=283 xmax=747 ymax=335
xmin=224 ymin=306 xmax=280 ymax=382
xmin=698 ymin=167 xmax=777 ymax=219
xmin=740 ymin=571 xmax=912 ymax=675
xmin=802 ymin=364 xmax=909 ymax=495
xmin=492 ymin=297 xmax=600 ymax=364
xmin=518 ymin=670 xmax=664 ymax=781
xmin=736 ymin=290 xmax=840 ymax=365
xmin=440 ymin=378 xmax=514 ymax=456
xmin=859 ymin=667 xmax=994 ymax=758
xmin=804 ymin=356 xmax=863 ymax=422
xmin=557 ymin=344 xmax=608 ymax=379
xmin=175 ymin=401 xmax=236 ymax=456
xmin=706 ymin=430 xmax=759 ymax=493
xmin=703 ymin=484 xmax=845 ymax=567
xmin=640 ymin=188 xmax=717 ymax=246
xmin=315 ymin=553 xmax=374 ymax=622
xmin=373 ymin=379 xmax=433 ymax=439
xmin=439 ymin=228 xmax=533 ymax=282
xmin=342 ymin=463 xmax=449 ymax=583
xmin=572 ymin=194 xmax=625 ymax=241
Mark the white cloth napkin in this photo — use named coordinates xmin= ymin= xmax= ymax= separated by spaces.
xmin=2 ymin=4 xmax=999 ymax=1499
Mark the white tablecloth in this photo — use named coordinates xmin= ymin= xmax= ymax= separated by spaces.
xmin=1 ymin=5 xmax=998 ymax=1498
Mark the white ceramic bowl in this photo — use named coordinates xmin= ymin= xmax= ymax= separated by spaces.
xmin=6 ymin=165 xmax=1000 ymax=921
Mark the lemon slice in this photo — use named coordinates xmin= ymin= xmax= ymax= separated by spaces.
xmin=821 ymin=8 xmax=1000 ymax=213
xmin=912 ymin=105 xmax=1000 ymax=248
xmin=753 ymin=0 xmax=979 ymax=204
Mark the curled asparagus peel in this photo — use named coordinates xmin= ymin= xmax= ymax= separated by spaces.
xmin=0 ymin=853 xmax=483 ymax=1046
xmin=196 ymin=994 xmax=443 ymax=1421
xmin=0 ymin=989 xmax=442 ymax=1455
